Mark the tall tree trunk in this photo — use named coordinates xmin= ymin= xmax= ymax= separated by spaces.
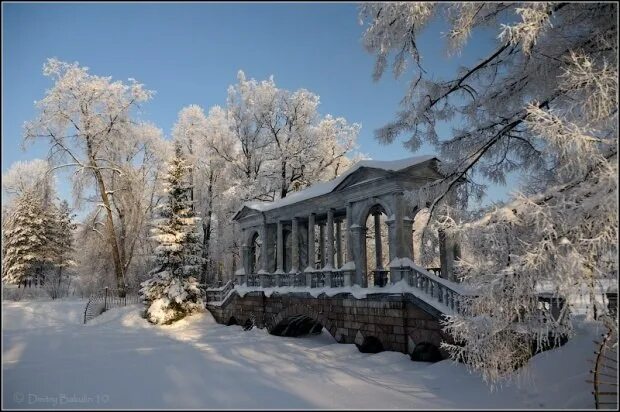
xmin=87 ymin=141 xmax=125 ymax=297
xmin=201 ymin=169 xmax=214 ymax=284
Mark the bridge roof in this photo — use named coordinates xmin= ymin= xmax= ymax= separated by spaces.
xmin=233 ymin=155 xmax=438 ymax=221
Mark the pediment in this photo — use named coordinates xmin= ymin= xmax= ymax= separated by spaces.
xmin=333 ymin=167 xmax=391 ymax=192
xmin=232 ymin=206 xmax=261 ymax=221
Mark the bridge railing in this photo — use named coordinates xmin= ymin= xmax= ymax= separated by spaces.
xmin=276 ymin=272 xmax=308 ymax=287
xmin=406 ymin=267 xmax=463 ymax=313
xmin=204 ymin=280 xmax=235 ymax=303
xmin=235 ymin=266 xmax=467 ymax=314
xmin=232 ymin=267 xmax=571 ymax=321
xmin=239 ymin=270 xmax=354 ymax=289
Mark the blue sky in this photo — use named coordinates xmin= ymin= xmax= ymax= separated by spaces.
xmin=2 ymin=2 xmax=518 ymax=209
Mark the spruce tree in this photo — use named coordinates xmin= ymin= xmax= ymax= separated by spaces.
xmin=140 ymin=144 xmax=204 ymax=324
xmin=2 ymin=190 xmax=53 ymax=286
xmin=46 ymin=200 xmax=77 ymax=298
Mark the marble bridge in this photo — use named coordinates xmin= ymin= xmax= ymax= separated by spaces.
xmin=205 ymin=157 xmax=465 ymax=358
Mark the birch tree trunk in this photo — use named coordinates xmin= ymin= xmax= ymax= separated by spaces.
xmin=87 ymin=142 xmax=126 ymax=297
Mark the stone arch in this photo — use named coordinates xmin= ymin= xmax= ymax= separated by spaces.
xmin=356 ymin=335 xmax=385 ymax=354
xmin=226 ymin=316 xmax=238 ymax=326
xmin=410 ymin=341 xmax=443 ymax=362
xmin=360 ymin=202 xmax=391 ymax=287
xmin=245 ymin=228 xmax=260 ymax=247
xmin=267 ymin=303 xmax=337 ymax=340
xmin=354 ymin=196 xmax=394 ymax=228
xmin=247 ymin=230 xmax=261 ymax=274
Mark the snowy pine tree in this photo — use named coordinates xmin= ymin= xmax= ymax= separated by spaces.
xmin=2 ymin=189 xmax=55 ymax=287
xmin=140 ymin=144 xmax=205 ymax=324
xmin=45 ymin=200 xmax=77 ymax=299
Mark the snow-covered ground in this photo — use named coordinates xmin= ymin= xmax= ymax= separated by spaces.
xmin=2 ymin=299 xmax=602 ymax=409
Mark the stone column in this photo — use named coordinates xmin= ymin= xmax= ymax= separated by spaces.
xmin=318 ymin=222 xmax=325 ymax=268
xmin=360 ymin=227 xmax=368 ymax=288
xmin=276 ymin=221 xmax=284 ymax=273
xmin=439 ymin=189 xmax=459 ymax=281
xmin=386 ymin=220 xmax=397 ymax=262
xmin=260 ymin=223 xmax=268 ymax=273
xmin=326 ymin=209 xmax=335 ymax=269
xmin=392 ymin=192 xmax=413 ymax=260
xmin=345 ymin=203 xmax=353 ymax=262
xmin=291 ymin=217 xmax=299 ymax=272
xmin=307 ymin=213 xmax=315 ymax=271
xmin=239 ymin=229 xmax=247 ymax=274
xmin=374 ymin=212 xmax=383 ymax=270
xmin=239 ymin=244 xmax=249 ymax=284
xmin=350 ymin=225 xmax=367 ymax=287
xmin=402 ymin=216 xmax=414 ymax=261
xmin=439 ymin=230 xmax=456 ymax=281
xmin=335 ymin=219 xmax=342 ymax=269
xmin=386 ymin=219 xmax=399 ymax=283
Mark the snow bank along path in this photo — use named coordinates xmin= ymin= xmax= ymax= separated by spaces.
xmin=3 ymin=300 xmax=599 ymax=409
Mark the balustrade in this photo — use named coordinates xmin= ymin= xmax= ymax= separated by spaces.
xmin=234 ymin=262 xmax=466 ymax=316
xmin=372 ymin=269 xmax=390 ymax=287
xmin=332 ymin=271 xmax=344 ymax=288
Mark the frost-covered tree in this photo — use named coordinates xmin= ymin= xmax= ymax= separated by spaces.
xmin=2 ymin=160 xmax=61 ymax=289
xmin=2 ymin=189 xmax=55 ymax=287
xmin=223 ymin=71 xmax=274 ymax=202
xmin=2 ymin=159 xmax=53 ymax=204
xmin=173 ymin=105 xmax=233 ymax=284
xmin=222 ymin=70 xmax=360 ymax=202
xmin=140 ymin=144 xmax=204 ymax=325
xmin=105 ymin=124 xmax=168 ymax=288
xmin=360 ymin=2 xmax=618 ymax=383
xmin=45 ymin=200 xmax=77 ymax=299
xmin=253 ymin=78 xmax=360 ymax=198
xmin=24 ymin=58 xmax=157 ymax=296
xmin=172 ymin=73 xmax=360 ymax=281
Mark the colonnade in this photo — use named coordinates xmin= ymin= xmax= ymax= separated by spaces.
xmin=240 ymin=202 xmax=423 ymax=287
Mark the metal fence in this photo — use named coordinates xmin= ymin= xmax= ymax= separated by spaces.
xmin=83 ymin=287 xmax=141 ymax=324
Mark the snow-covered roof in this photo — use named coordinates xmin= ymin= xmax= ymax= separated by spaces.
xmin=236 ymin=155 xmax=437 ymax=217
